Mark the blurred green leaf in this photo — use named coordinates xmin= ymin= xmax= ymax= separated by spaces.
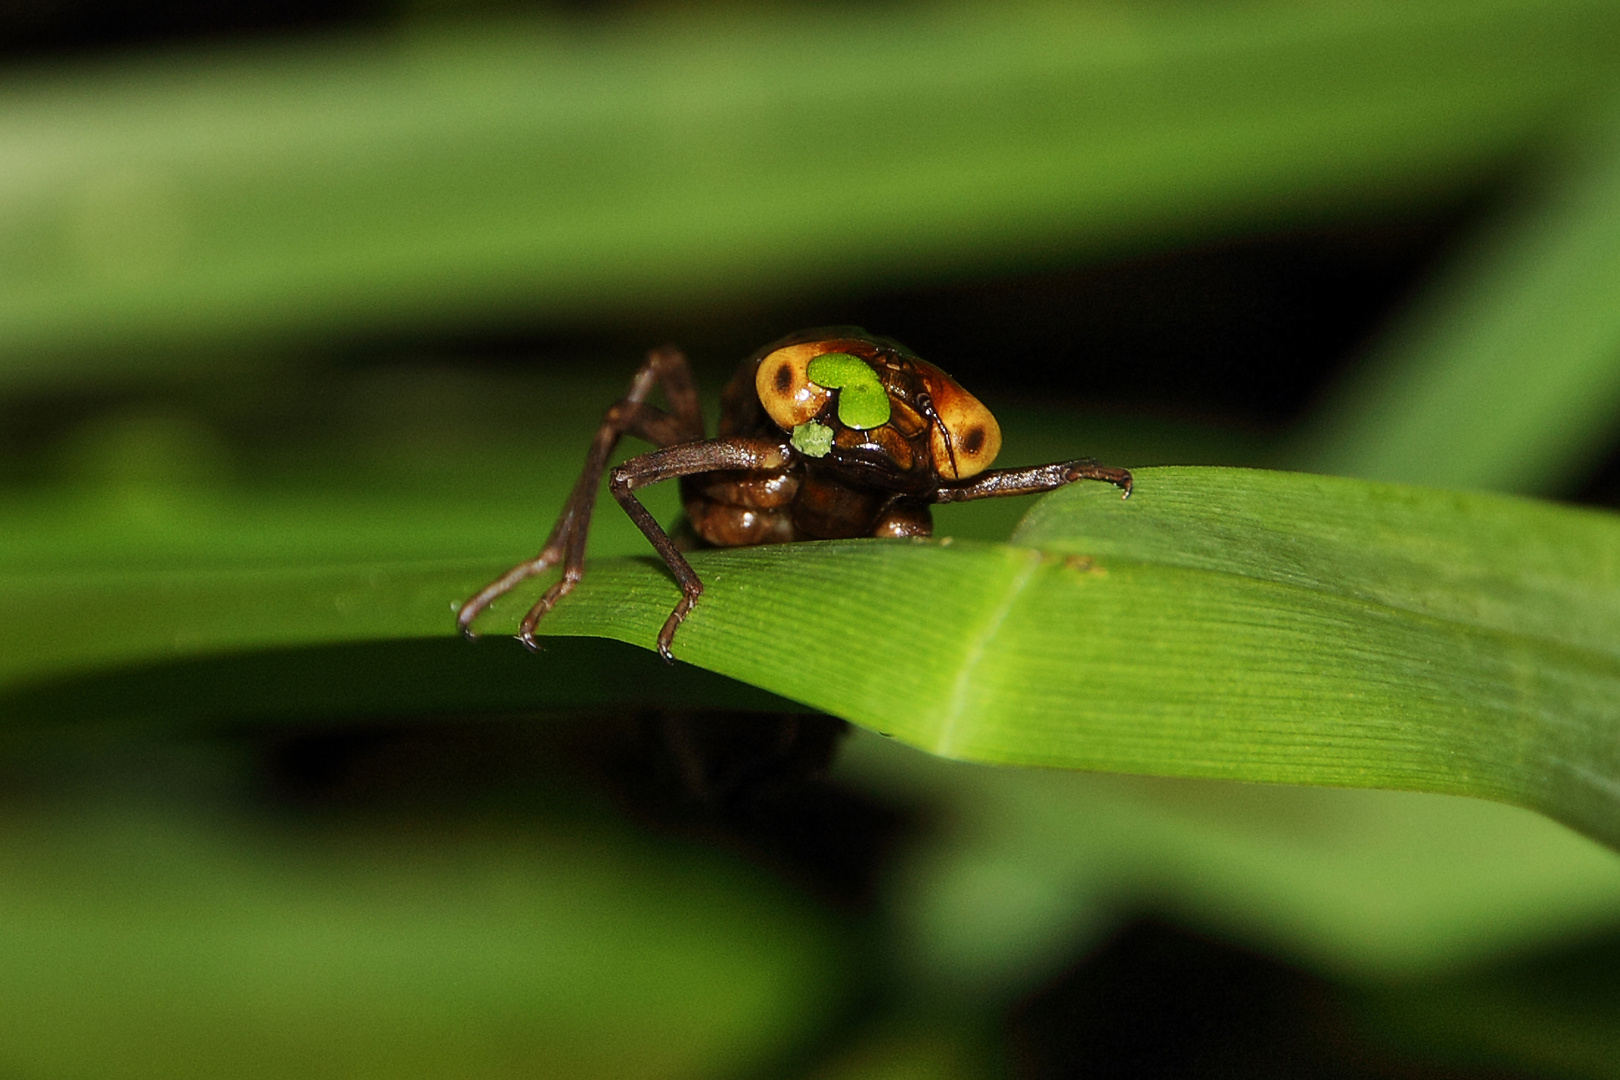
xmin=3 ymin=0 xmax=1618 ymax=376
xmin=1296 ymin=91 xmax=1620 ymax=494
xmin=0 ymin=801 xmax=852 ymax=1079
xmin=845 ymin=736 xmax=1620 ymax=987
xmin=8 ymin=466 xmax=1620 ymax=851
xmin=1352 ymin=930 xmax=1620 ymax=1078
xmin=11 ymin=0 xmax=1620 ymax=1068
xmin=803 ymin=1016 xmax=999 ymax=1080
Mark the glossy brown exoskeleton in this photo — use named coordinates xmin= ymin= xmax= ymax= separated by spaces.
xmin=457 ymin=328 xmax=1131 ymax=661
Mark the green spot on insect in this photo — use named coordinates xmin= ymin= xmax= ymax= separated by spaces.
xmin=807 ymin=353 xmax=892 ymax=430
xmin=791 ymin=420 xmax=834 ymax=457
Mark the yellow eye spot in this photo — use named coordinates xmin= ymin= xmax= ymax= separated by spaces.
xmin=919 ymin=362 xmax=1002 ymax=480
xmin=755 ymin=342 xmax=833 ymax=430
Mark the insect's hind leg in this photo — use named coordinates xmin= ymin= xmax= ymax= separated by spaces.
xmin=456 ymin=346 xmax=706 ymax=645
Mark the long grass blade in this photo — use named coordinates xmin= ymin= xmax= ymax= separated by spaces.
xmin=2 ymin=0 xmax=1617 ymax=376
xmin=7 ymin=467 xmax=1620 ymax=846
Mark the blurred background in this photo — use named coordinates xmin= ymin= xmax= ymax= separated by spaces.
xmin=4 ymin=0 xmax=1620 ymax=1075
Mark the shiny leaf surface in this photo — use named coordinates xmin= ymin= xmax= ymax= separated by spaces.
xmin=7 ymin=467 xmax=1620 ymax=849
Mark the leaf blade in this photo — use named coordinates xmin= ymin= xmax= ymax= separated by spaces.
xmin=6 ymin=467 xmax=1620 ymax=846
xmin=5 ymin=0 xmax=1620 ymax=372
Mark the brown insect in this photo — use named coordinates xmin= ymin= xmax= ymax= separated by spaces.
xmin=457 ymin=328 xmax=1131 ymax=661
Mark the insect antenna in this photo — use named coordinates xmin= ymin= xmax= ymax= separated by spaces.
xmin=916 ymin=390 xmax=960 ymax=479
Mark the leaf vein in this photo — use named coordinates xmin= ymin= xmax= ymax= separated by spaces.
xmin=935 ymin=549 xmax=1043 ymax=757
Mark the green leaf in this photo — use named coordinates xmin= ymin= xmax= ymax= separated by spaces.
xmin=1295 ymin=93 xmax=1620 ymax=493
xmin=847 ymin=738 xmax=1620 ymax=987
xmin=7 ymin=466 xmax=1620 ymax=849
xmin=0 ymin=801 xmax=852 ymax=1078
xmin=3 ymin=0 xmax=1618 ymax=375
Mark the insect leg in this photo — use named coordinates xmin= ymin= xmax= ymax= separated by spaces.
xmin=456 ymin=346 xmax=706 ymax=644
xmin=931 ymin=458 xmax=1132 ymax=502
xmin=608 ymin=437 xmax=793 ymax=662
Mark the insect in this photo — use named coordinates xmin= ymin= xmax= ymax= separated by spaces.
xmin=457 ymin=328 xmax=1132 ymax=661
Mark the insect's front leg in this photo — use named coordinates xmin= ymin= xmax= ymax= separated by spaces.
xmin=457 ymin=346 xmax=705 ymax=647
xmin=608 ymin=437 xmax=794 ymax=662
xmin=931 ymin=458 xmax=1132 ymax=503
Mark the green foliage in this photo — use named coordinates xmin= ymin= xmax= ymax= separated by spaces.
xmin=8 ymin=0 xmax=1620 ymax=1074
xmin=11 ymin=468 xmax=1618 ymax=846
xmin=0 ymin=803 xmax=850 ymax=1079
xmin=2 ymin=0 xmax=1617 ymax=376
xmin=1298 ymin=93 xmax=1620 ymax=492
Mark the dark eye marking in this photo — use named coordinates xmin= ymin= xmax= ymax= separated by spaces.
xmin=962 ymin=426 xmax=986 ymax=455
xmin=774 ymin=364 xmax=793 ymax=393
